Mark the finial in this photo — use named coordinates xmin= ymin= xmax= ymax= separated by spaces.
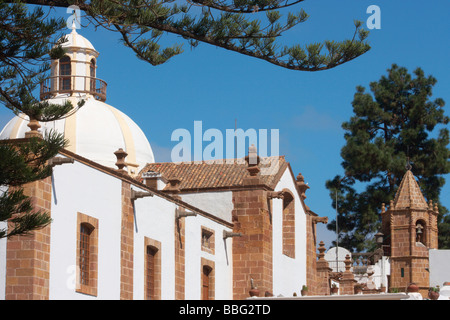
xmin=114 ymin=148 xmax=128 ymax=173
xmin=70 ymin=17 xmax=78 ymax=34
xmin=405 ymin=156 xmax=412 ymax=171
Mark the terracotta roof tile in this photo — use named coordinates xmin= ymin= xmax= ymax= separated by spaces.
xmin=140 ymin=156 xmax=287 ymax=190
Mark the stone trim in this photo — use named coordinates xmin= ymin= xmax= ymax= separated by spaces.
xmin=201 ymin=226 xmax=215 ymax=255
xmin=120 ymin=181 xmax=134 ymax=299
xmin=175 ymin=206 xmax=185 ymax=300
xmin=144 ymin=237 xmax=162 ymax=300
xmin=5 ymin=177 xmax=52 ymax=300
xmin=282 ymin=189 xmax=295 ymax=258
xmin=76 ymin=212 xmax=98 ymax=297
xmin=201 ymin=257 xmax=215 ymax=300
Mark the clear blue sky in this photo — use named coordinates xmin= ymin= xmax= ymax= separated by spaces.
xmin=1 ymin=0 xmax=449 ymax=248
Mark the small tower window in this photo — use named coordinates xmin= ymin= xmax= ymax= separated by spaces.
xmin=59 ymin=55 xmax=71 ymax=91
xmin=90 ymin=59 xmax=96 ymax=92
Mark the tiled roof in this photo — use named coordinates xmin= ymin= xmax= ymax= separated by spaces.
xmin=393 ymin=170 xmax=428 ymax=209
xmin=140 ymin=156 xmax=288 ymax=190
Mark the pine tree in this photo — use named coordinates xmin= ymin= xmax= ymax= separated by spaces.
xmin=20 ymin=0 xmax=371 ymax=70
xmin=0 ymin=2 xmax=80 ymax=238
xmin=326 ymin=64 xmax=450 ymax=251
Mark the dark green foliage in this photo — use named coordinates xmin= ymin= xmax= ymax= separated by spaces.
xmin=21 ymin=0 xmax=370 ymax=70
xmin=0 ymin=1 xmax=73 ymax=238
xmin=327 ymin=64 xmax=450 ymax=251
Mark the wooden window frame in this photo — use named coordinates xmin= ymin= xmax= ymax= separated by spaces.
xmin=201 ymin=258 xmax=215 ymax=300
xmin=59 ymin=55 xmax=71 ymax=92
xmin=144 ymin=237 xmax=161 ymax=300
xmin=76 ymin=212 xmax=98 ymax=296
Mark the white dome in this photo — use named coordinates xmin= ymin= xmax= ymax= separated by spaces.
xmin=60 ymin=25 xmax=96 ymax=52
xmin=0 ymin=97 xmax=155 ymax=176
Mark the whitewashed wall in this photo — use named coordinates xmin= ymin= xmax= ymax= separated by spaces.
xmin=184 ymin=215 xmax=233 ymax=300
xmin=49 ymin=159 xmax=123 ymax=300
xmin=181 ymin=191 xmax=233 ymax=223
xmin=272 ymin=170 xmax=307 ymax=296
xmin=132 ymin=188 xmax=177 ymax=300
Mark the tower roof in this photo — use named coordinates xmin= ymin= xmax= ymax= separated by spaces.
xmin=60 ymin=23 xmax=97 ymax=53
xmin=393 ymin=170 xmax=428 ymax=210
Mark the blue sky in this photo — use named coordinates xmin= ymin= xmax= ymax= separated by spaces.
xmin=1 ymin=0 xmax=449 ymax=248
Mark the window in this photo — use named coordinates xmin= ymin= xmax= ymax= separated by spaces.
xmin=146 ymin=246 xmax=157 ymax=300
xmin=90 ymin=59 xmax=96 ymax=92
xmin=202 ymin=266 xmax=211 ymax=300
xmin=79 ymin=223 xmax=92 ymax=286
xmin=201 ymin=227 xmax=215 ymax=254
xmin=282 ymin=190 xmax=295 ymax=258
xmin=144 ymin=238 xmax=161 ymax=300
xmin=59 ymin=55 xmax=71 ymax=91
xmin=76 ymin=212 xmax=98 ymax=296
xmin=201 ymin=258 xmax=214 ymax=300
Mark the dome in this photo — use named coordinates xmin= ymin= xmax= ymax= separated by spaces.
xmin=1 ymin=28 xmax=155 ymax=176
xmin=0 ymin=97 xmax=155 ymax=176
xmin=60 ymin=23 xmax=97 ymax=52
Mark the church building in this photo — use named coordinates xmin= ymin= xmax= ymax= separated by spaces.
xmin=0 ymin=27 xmax=329 ymax=300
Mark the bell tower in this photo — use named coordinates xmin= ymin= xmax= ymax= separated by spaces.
xmin=380 ymin=168 xmax=439 ymax=297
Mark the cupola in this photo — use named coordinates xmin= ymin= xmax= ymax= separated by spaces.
xmin=40 ymin=22 xmax=107 ymax=102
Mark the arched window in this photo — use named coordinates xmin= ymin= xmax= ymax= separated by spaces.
xmin=282 ymin=190 xmax=295 ymax=258
xmin=90 ymin=59 xmax=96 ymax=92
xmin=59 ymin=55 xmax=71 ymax=91
xmin=416 ymin=220 xmax=426 ymax=245
xmin=76 ymin=213 xmax=98 ymax=296
xmin=202 ymin=265 xmax=212 ymax=300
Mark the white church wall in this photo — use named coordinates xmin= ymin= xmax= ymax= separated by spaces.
xmin=184 ymin=214 xmax=233 ymax=300
xmin=49 ymin=158 xmax=123 ymax=300
xmin=132 ymin=189 xmax=177 ymax=300
xmin=181 ymin=191 xmax=233 ymax=223
xmin=272 ymin=170 xmax=307 ymax=296
xmin=429 ymin=249 xmax=450 ymax=288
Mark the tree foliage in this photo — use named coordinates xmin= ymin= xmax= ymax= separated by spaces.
xmin=21 ymin=0 xmax=370 ymax=70
xmin=326 ymin=64 xmax=450 ymax=251
xmin=0 ymin=1 xmax=74 ymax=238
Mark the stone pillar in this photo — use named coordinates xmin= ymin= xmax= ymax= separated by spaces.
xmin=232 ymin=188 xmax=272 ymax=299
xmin=232 ymin=145 xmax=272 ymax=299
xmin=5 ymin=177 xmax=52 ymax=300
xmin=339 ymin=254 xmax=357 ymax=295
xmin=174 ymin=205 xmax=186 ymax=300
xmin=120 ymin=181 xmax=134 ymax=299
xmin=316 ymin=241 xmax=331 ymax=296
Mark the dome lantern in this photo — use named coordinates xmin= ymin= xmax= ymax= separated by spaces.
xmin=1 ymin=29 xmax=155 ymax=176
xmin=40 ymin=26 xmax=107 ymax=102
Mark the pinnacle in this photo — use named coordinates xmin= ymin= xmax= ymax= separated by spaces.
xmin=393 ymin=169 xmax=428 ymax=210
